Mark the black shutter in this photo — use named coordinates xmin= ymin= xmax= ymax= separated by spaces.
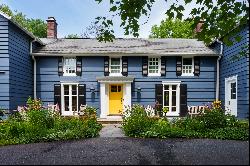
xmin=142 ymin=56 xmax=148 ymax=76
xmin=76 ymin=57 xmax=82 ymax=76
xmin=155 ymin=84 xmax=163 ymax=115
xmin=54 ymin=84 xmax=61 ymax=113
xmin=122 ymin=56 xmax=128 ymax=76
xmin=194 ymin=56 xmax=200 ymax=76
xmin=58 ymin=57 xmax=63 ymax=76
xmin=176 ymin=56 xmax=182 ymax=76
xmin=78 ymin=84 xmax=86 ymax=109
xmin=180 ymin=84 xmax=188 ymax=117
xmin=161 ymin=57 xmax=166 ymax=76
xmin=104 ymin=56 xmax=109 ymax=76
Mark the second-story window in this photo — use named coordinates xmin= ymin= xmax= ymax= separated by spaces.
xmin=110 ymin=58 xmax=122 ymax=76
xmin=63 ymin=57 xmax=76 ymax=76
xmin=182 ymin=57 xmax=194 ymax=76
xmin=148 ymin=57 xmax=161 ymax=76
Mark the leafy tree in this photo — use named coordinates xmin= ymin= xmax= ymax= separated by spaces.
xmin=149 ymin=18 xmax=194 ymax=39
xmin=65 ymin=34 xmax=82 ymax=38
xmin=94 ymin=0 xmax=249 ymax=45
xmin=0 ymin=4 xmax=47 ymax=38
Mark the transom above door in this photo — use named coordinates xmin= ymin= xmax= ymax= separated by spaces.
xmin=109 ymin=84 xmax=123 ymax=115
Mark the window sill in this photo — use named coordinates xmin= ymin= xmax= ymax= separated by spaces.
xmin=109 ymin=74 xmax=123 ymax=77
xmin=148 ymin=74 xmax=161 ymax=77
xmin=63 ymin=74 xmax=77 ymax=77
xmin=181 ymin=74 xmax=194 ymax=77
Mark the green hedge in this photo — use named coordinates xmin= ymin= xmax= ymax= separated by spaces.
xmin=122 ymin=104 xmax=249 ymax=140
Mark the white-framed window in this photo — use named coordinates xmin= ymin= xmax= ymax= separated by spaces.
xmin=63 ymin=57 xmax=76 ymax=76
xmin=182 ymin=57 xmax=194 ymax=76
xmin=61 ymin=83 xmax=79 ymax=116
xmin=109 ymin=57 xmax=122 ymax=76
xmin=162 ymin=81 xmax=181 ymax=116
xmin=148 ymin=57 xmax=161 ymax=76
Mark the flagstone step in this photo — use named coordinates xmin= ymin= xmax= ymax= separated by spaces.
xmin=97 ymin=117 xmax=123 ymax=124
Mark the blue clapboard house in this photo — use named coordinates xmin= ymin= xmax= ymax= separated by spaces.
xmin=0 ymin=12 xmax=248 ymax=119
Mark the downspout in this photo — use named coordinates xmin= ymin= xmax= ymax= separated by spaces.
xmin=30 ymin=40 xmax=37 ymax=99
xmin=216 ymin=39 xmax=223 ymax=101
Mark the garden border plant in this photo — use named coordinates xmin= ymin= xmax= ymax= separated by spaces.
xmin=122 ymin=101 xmax=249 ymax=140
xmin=0 ymin=97 xmax=102 ymax=146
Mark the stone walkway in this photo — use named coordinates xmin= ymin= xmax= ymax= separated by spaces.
xmin=99 ymin=124 xmax=126 ymax=137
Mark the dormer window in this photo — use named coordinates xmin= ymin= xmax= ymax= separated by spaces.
xmin=63 ymin=57 xmax=76 ymax=76
xmin=109 ymin=58 xmax=122 ymax=76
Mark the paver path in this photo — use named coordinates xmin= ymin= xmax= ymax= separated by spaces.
xmin=99 ymin=124 xmax=126 ymax=137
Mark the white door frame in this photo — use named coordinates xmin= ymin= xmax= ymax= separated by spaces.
xmin=225 ymin=75 xmax=238 ymax=116
xmin=162 ymin=81 xmax=181 ymax=116
xmin=99 ymin=81 xmax=132 ymax=118
xmin=61 ymin=83 xmax=79 ymax=116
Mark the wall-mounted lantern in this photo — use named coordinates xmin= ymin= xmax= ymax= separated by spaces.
xmin=90 ymin=86 xmax=95 ymax=93
xmin=137 ymin=86 xmax=141 ymax=93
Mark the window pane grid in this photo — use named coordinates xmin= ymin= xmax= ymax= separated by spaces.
xmin=182 ymin=65 xmax=192 ymax=74
xmin=110 ymin=58 xmax=121 ymax=74
xmin=64 ymin=58 xmax=76 ymax=75
xmin=148 ymin=58 xmax=159 ymax=74
xmin=182 ymin=58 xmax=193 ymax=75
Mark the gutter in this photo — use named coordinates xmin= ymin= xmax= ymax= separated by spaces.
xmin=31 ymin=52 xmax=219 ymax=57
xmin=30 ymin=41 xmax=37 ymax=99
xmin=216 ymin=39 xmax=223 ymax=101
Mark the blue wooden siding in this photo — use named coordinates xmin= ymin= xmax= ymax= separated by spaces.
xmin=8 ymin=22 xmax=34 ymax=110
xmin=36 ymin=56 xmax=101 ymax=112
xmin=0 ymin=15 xmax=9 ymax=110
xmin=37 ymin=56 xmax=217 ymax=116
xmin=130 ymin=56 xmax=217 ymax=107
xmin=219 ymin=25 xmax=249 ymax=119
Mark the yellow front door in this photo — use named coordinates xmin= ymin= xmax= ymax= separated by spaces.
xmin=109 ymin=84 xmax=123 ymax=115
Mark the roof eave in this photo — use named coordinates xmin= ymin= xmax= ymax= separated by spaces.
xmin=31 ymin=52 xmax=219 ymax=56
xmin=0 ymin=11 xmax=45 ymax=45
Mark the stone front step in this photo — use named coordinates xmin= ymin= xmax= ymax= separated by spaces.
xmin=97 ymin=117 xmax=123 ymax=124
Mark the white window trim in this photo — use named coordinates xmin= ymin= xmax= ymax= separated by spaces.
xmin=148 ymin=57 xmax=161 ymax=76
xmin=162 ymin=81 xmax=181 ymax=116
xmin=63 ymin=57 xmax=77 ymax=76
xmin=109 ymin=57 xmax=122 ymax=76
xmin=182 ymin=56 xmax=194 ymax=76
xmin=61 ymin=83 xmax=79 ymax=116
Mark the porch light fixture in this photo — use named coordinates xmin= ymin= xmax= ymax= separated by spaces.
xmin=137 ymin=86 xmax=141 ymax=93
xmin=90 ymin=86 xmax=95 ymax=93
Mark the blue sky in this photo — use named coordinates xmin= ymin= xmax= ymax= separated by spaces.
xmin=1 ymin=0 xmax=197 ymax=38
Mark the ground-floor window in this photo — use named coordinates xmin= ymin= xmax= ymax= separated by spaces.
xmin=61 ymin=84 xmax=78 ymax=115
xmin=162 ymin=82 xmax=180 ymax=116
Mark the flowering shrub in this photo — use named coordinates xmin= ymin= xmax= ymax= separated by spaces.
xmin=212 ymin=100 xmax=222 ymax=110
xmin=122 ymin=104 xmax=157 ymax=137
xmin=26 ymin=97 xmax=42 ymax=111
xmin=0 ymin=98 xmax=102 ymax=146
xmin=121 ymin=102 xmax=249 ymax=140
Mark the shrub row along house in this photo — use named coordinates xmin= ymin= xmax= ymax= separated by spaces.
xmin=0 ymin=12 xmax=249 ymax=119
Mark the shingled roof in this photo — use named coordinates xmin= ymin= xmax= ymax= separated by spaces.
xmin=32 ymin=38 xmax=219 ymax=56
